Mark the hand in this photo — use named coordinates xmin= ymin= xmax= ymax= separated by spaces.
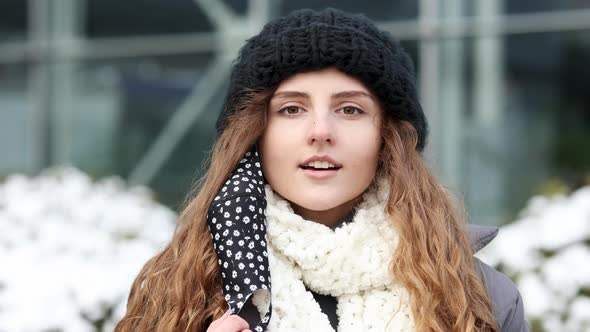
xmin=206 ymin=310 xmax=251 ymax=332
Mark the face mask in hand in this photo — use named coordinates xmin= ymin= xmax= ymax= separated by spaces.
xmin=206 ymin=147 xmax=272 ymax=332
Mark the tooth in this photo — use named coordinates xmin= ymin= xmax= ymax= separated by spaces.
xmin=307 ymin=162 xmax=314 ymax=167
xmin=321 ymin=161 xmax=329 ymax=169
xmin=313 ymin=161 xmax=322 ymax=168
xmin=328 ymin=162 xmax=335 ymax=168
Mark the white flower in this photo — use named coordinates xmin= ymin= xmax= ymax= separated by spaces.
xmin=518 ymin=273 xmax=555 ymax=318
xmin=478 ymin=186 xmax=590 ymax=331
xmin=542 ymin=244 xmax=590 ymax=298
xmin=0 ymin=167 xmax=176 ymax=331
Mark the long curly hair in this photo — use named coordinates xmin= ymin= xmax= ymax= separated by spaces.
xmin=115 ymin=87 xmax=498 ymax=332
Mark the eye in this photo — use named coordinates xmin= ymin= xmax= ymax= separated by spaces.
xmin=338 ymin=106 xmax=365 ymax=116
xmin=278 ymin=106 xmax=303 ymax=115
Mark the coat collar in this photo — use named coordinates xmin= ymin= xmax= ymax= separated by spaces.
xmin=468 ymin=224 xmax=499 ymax=252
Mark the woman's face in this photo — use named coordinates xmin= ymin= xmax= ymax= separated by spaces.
xmin=259 ymin=68 xmax=383 ymax=226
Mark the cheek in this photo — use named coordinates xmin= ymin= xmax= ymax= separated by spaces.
xmin=346 ymin=126 xmax=382 ymax=168
xmin=259 ymin=123 xmax=296 ymax=180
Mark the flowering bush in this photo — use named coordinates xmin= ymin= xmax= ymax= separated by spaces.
xmin=477 ymin=186 xmax=590 ymax=332
xmin=0 ymin=168 xmax=176 ymax=332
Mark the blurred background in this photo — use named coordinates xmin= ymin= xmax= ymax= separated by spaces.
xmin=1 ymin=0 xmax=590 ymax=223
xmin=1 ymin=1 xmax=589 ymax=331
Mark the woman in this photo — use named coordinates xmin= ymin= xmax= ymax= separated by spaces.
xmin=115 ymin=8 xmax=528 ymax=332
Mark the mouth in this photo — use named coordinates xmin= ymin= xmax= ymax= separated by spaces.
xmin=300 ymin=161 xmax=342 ymax=171
xmin=299 ymin=161 xmax=342 ymax=179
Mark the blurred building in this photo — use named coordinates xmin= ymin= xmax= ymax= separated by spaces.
xmin=1 ymin=0 xmax=589 ymax=224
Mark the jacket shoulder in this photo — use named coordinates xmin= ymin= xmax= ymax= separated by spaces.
xmin=468 ymin=224 xmax=530 ymax=331
xmin=475 ymin=258 xmax=530 ymax=332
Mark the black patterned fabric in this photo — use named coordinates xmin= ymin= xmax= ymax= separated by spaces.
xmin=206 ymin=147 xmax=271 ymax=332
xmin=216 ymin=7 xmax=428 ymax=151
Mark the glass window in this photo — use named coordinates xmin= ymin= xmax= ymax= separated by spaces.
xmin=85 ymin=0 xmax=214 ymax=37
xmin=0 ymin=64 xmax=30 ymax=175
xmin=280 ymin=0 xmax=418 ymax=21
xmin=505 ymin=0 xmax=590 ymax=15
xmin=69 ymin=53 xmax=216 ymax=206
xmin=0 ymin=0 xmax=27 ymax=41
xmin=456 ymin=31 xmax=590 ymax=224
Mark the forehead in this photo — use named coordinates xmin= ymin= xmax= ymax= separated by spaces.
xmin=273 ymin=67 xmax=373 ymax=96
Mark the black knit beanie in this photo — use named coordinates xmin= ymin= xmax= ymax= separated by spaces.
xmin=216 ymin=7 xmax=428 ymax=151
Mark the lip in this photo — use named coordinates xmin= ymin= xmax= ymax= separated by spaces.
xmin=300 ymin=155 xmax=342 ymax=168
xmin=299 ymin=155 xmax=342 ymax=179
xmin=301 ymin=168 xmax=340 ymax=179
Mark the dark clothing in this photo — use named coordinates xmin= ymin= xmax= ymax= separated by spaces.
xmin=306 ymin=287 xmax=339 ymax=329
xmin=470 ymin=225 xmax=530 ymax=331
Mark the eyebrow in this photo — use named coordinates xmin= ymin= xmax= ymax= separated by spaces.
xmin=271 ymin=90 xmax=375 ymax=102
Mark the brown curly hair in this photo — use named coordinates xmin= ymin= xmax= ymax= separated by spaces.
xmin=115 ymin=88 xmax=498 ymax=332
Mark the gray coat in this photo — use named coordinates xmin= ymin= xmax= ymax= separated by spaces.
xmin=469 ymin=225 xmax=530 ymax=332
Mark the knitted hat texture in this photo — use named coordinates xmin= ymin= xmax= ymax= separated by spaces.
xmin=216 ymin=7 xmax=428 ymax=150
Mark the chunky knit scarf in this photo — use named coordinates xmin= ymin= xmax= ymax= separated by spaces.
xmin=250 ymin=179 xmax=416 ymax=331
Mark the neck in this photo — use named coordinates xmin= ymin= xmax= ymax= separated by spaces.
xmin=290 ymin=196 xmax=362 ymax=227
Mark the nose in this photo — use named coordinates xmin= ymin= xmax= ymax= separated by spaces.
xmin=307 ymin=113 xmax=334 ymax=145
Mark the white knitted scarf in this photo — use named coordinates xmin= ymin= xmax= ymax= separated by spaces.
xmin=254 ymin=180 xmax=416 ymax=331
